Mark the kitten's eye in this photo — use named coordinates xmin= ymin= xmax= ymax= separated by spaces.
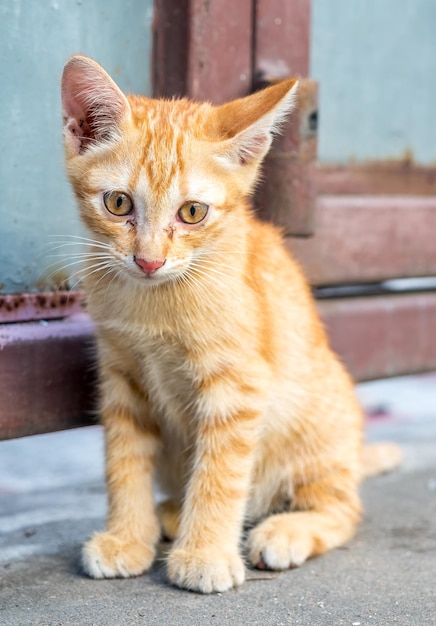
xmin=178 ymin=201 xmax=209 ymax=224
xmin=103 ymin=191 xmax=134 ymax=216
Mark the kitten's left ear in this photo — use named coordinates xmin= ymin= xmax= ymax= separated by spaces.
xmin=62 ymin=55 xmax=131 ymax=155
xmin=215 ymin=78 xmax=298 ymax=166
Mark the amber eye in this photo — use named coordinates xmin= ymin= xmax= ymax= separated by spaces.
xmin=178 ymin=201 xmax=209 ymax=224
xmin=103 ymin=191 xmax=134 ymax=216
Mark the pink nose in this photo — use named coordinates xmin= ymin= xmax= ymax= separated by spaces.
xmin=134 ymin=257 xmax=166 ymax=275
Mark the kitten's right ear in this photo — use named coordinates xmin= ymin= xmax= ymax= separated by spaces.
xmin=61 ymin=55 xmax=130 ymax=155
xmin=213 ymin=78 xmax=298 ymax=167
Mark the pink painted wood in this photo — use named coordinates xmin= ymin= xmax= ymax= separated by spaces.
xmin=254 ymin=0 xmax=310 ymax=81
xmin=0 ymin=315 xmax=95 ymax=440
xmin=153 ymin=0 xmax=253 ymax=103
xmin=288 ymin=195 xmax=436 ymax=286
xmin=319 ymin=292 xmax=436 ymax=381
xmin=252 ymin=0 xmax=316 ymax=235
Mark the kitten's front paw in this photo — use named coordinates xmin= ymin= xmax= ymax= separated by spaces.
xmin=167 ymin=547 xmax=245 ymax=593
xmin=82 ymin=532 xmax=156 ymax=579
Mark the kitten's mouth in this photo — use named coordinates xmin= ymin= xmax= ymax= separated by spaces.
xmin=130 ymin=265 xmax=171 ymax=286
xmin=135 ymin=271 xmax=168 ymax=284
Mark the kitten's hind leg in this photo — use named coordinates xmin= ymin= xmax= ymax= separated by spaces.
xmin=247 ymin=470 xmax=361 ymax=570
xmin=157 ymin=499 xmax=181 ymax=541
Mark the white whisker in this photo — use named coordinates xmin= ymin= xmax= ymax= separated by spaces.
xmin=187 ymin=262 xmax=242 ymax=292
xmin=46 ymin=252 xmax=114 ymax=260
xmin=48 ymin=234 xmax=112 ymax=246
xmin=45 ymin=241 xmax=113 ymax=254
xmin=42 ymin=255 xmax=113 ymax=277
xmin=76 ymin=261 xmax=115 ymax=283
xmin=103 ymin=265 xmax=125 ymax=304
xmin=87 ymin=264 xmax=118 ymax=300
xmin=47 ymin=259 xmax=115 ymax=290
xmin=182 ymin=267 xmax=219 ymax=304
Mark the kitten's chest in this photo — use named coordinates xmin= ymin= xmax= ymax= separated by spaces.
xmin=96 ymin=282 xmax=244 ymax=428
xmin=112 ymin=324 xmax=197 ymax=426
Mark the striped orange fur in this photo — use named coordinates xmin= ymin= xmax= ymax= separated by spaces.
xmin=61 ymin=55 xmax=399 ymax=593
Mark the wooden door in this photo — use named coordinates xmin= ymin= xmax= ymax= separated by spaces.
xmin=154 ymin=0 xmax=436 ymax=381
xmin=2 ymin=0 xmax=435 ymax=440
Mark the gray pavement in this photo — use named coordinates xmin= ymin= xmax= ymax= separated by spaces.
xmin=1 ymin=375 xmax=435 ymax=626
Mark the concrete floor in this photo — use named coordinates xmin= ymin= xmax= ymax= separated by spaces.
xmin=0 ymin=374 xmax=435 ymax=626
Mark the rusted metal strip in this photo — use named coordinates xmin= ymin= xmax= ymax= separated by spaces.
xmin=315 ymin=162 xmax=436 ymax=196
xmin=0 ymin=315 xmax=95 ymax=440
xmin=319 ymin=292 xmax=436 ymax=382
xmin=288 ymin=195 xmax=436 ymax=286
xmin=153 ymin=0 xmax=253 ymax=103
xmin=0 ymin=291 xmax=84 ymax=324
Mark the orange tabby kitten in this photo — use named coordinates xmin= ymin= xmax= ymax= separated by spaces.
xmin=61 ymin=55 xmax=400 ymax=593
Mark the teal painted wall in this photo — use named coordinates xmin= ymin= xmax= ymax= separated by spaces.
xmin=0 ymin=0 xmax=153 ymax=294
xmin=311 ymin=0 xmax=436 ymax=164
xmin=2 ymin=1 xmax=435 ymax=294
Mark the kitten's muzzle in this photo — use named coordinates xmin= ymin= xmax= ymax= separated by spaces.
xmin=134 ymin=256 xmax=166 ymax=276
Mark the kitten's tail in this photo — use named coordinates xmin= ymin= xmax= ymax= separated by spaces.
xmin=360 ymin=442 xmax=404 ymax=479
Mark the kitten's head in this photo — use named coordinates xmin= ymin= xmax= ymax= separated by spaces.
xmin=61 ymin=55 xmax=297 ymax=286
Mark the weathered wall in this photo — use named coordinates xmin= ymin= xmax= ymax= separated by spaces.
xmin=2 ymin=1 xmax=436 ymax=294
xmin=311 ymin=0 xmax=436 ymax=164
xmin=0 ymin=0 xmax=153 ymax=294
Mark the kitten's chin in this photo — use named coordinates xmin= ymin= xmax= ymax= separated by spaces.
xmin=127 ymin=269 xmax=174 ymax=288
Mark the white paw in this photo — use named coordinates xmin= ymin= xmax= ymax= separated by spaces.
xmin=247 ymin=516 xmax=312 ymax=570
xmin=82 ymin=532 xmax=155 ymax=579
xmin=167 ymin=547 xmax=245 ymax=593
